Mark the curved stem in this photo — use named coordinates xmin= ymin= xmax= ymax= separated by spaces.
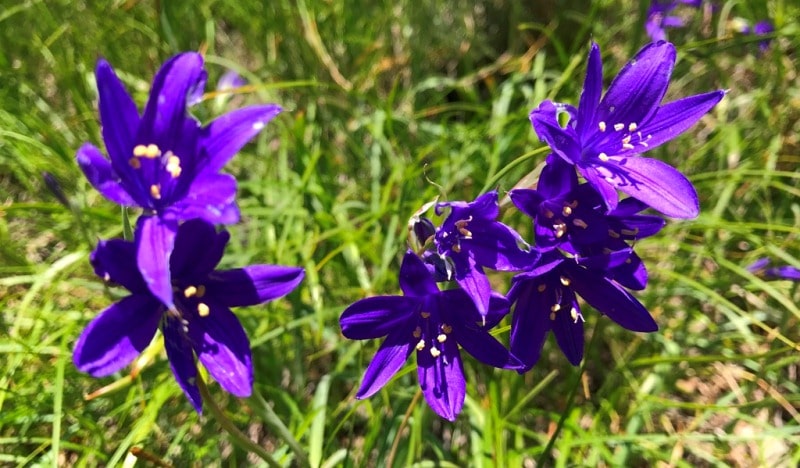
xmin=251 ymin=389 xmax=311 ymax=468
xmin=386 ymin=389 xmax=423 ymax=468
xmin=196 ymin=376 xmax=282 ymax=468
xmin=536 ymin=319 xmax=602 ymax=465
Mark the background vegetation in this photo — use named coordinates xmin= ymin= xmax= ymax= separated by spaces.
xmin=1 ymin=0 xmax=798 ymax=465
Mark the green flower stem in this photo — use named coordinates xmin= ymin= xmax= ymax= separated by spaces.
xmin=251 ymin=389 xmax=311 ymax=468
xmin=536 ymin=320 xmax=602 ymax=465
xmin=196 ymin=376 xmax=282 ymax=468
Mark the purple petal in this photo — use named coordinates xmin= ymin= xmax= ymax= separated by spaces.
xmin=76 ymin=143 xmax=138 ymax=207
xmin=610 ymin=252 xmax=648 ymax=290
xmin=467 ymin=222 xmax=532 ymax=271
xmin=73 ymin=294 xmax=161 ymax=376
xmin=578 ymin=163 xmax=620 ymax=211
xmin=340 ymin=296 xmax=419 ymax=340
xmin=551 ymin=294 xmax=584 ymax=366
xmin=136 ymin=215 xmax=178 ymax=308
xmin=416 ymin=340 xmax=465 ymax=421
xmin=206 ymin=265 xmax=305 ymax=308
xmin=530 ymin=101 xmax=581 ymax=165
xmin=163 ymin=316 xmax=202 ymax=413
xmin=399 ymin=251 xmax=439 ymax=297
xmin=576 ymin=43 xmax=603 ymax=137
xmin=452 ymin=322 xmax=516 ymax=369
xmin=95 ymin=59 xmax=141 ymax=177
xmin=168 ymin=173 xmax=240 ymax=225
xmin=188 ymin=302 xmax=253 ymax=397
xmin=766 ymin=266 xmax=800 ymax=281
xmin=509 ymin=189 xmax=544 ymax=220
xmin=508 ymin=279 xmax=551 ymax=371
xmin=139 ymin=52 xmax=206 ymax=146
xmin=635 ymin=91 xmax=725 ymax=151
xmin=200 ymin=104 xmax=283 ymax=176
xmin=90 ymin=238 xmax=147 ymax=293
xmin=169 ymin=219 xmax=228 ymax=280
xmin=746 ymin=258 xmax=771 ymax=273
xmin=539 ymin=158 xmax=579 ymax=199
xmin=569 ymin=265 xmax=658 ymax=332
xmin=454 ymin=256 xmax=491 ymax=316
xmin=356 ymin=329 xmax=414 ymax=399
xmin=603 ymin=156 xmax=699 ymax=219
xmin=595 ymin=42 xmax=675 ymax=132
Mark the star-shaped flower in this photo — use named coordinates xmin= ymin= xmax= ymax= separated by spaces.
xmin=339 ymin=251 xmax=517 ymax=421
xmin=509 ymin=250 xmax=658 ymax=371
xmin=529 ymin=41 xmax=725 ymax=219
xmin=76 ymin=52 xmax=282 ymax=309
xmin=73 ymin=219 xmax=304 ymax=412
xmin=433 ymin=191 xmax=532 ymax=316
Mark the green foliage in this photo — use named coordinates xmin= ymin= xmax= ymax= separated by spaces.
xmin=1 ymin=0 xmax=799 ymax=465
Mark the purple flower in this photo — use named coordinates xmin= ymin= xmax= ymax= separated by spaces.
xmin=216 ymin=69 xmax=247 ymax=92
xmin=752 ymin=20 xmax=775 ymax=51
xmin=645 ymin=0 xmax=695 ymax=42
xmin=529 ymin=41 xmax=725 ymax=219
xmin=340 ymin=251 xmax=516 ymax=421
xmin=76 ymin=52 xmax=282 ymax=309
xmin=73 ymin=219 xmax=304 ymax=412
xmin=509 ymin=250 xmax=658 ymax=371
xmin=433 ymin=191 xmax=532 ymax=316
xmin=747 ymin=258 xmax=800 ymax=281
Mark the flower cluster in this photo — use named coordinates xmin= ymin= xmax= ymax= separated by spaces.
xmin=73 ymin=52 xmax=304 ymax=412
xmin=644 ymin=0 xmax=776 ymax=52
xmin=340 ymin=41 xmax=724 ymax=420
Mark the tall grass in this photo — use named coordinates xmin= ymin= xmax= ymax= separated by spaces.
xmin=1 ymin=0 xmax=798 ymax=465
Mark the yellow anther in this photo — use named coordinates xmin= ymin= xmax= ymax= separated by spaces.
xmin=196 ymin=285 xmax=206 ymax=298
xmin=420 ymin=311 xmax=431 ymax=319
xmin=166 ymin=153 xmax=182 ymax=178
xmin=570 ymin=308 xmax=581 ymax=323
xmin=554 ymin=222 xmax=567 ymax=238
xmin=537 ymin=284 xmax=546 ymax=292
xmin=598 ymin=153 xmax=609 ymax=161
xmin=430 ymin=347 xmax=441 ymax=358
xmin=613 ymin=123 xmax=624 ymax=131
xmin=560 ymin=276 xmax=571 ymax=286
xmin=567 ymin=200 xmax=579 ymax=208
xmin=441 ymin=324 xmax=453 ymax=334
xmin=458 ymin=227 xmax=473 ymax=238
xmin=437 ymin=334 xmax=447 ymax=343
xmin=623 ymin=143 xmax=635 ymax=150
xmin=197 ymin=302 xmax=210 ymax=317
xmin=184 ymin=286 xmax=198 ymax=298
xmin=143 ymin=144 xmax=161 ymax=159
xmin=549 ymin=312 xmax=556 ymax=321
xmin=551 ymin=303 xmax=561 ymax=312
xmin=413 ymin=326 xmax=422 ymax=338
xmin=598 ymin=121 xmax=607 ymax=132
xmin=608 ymin=229 xmax=621 ymax=239
xmin=452 ymin=244 xmax=461 ymax=253
xmin=562 ymin=206 xmax=573 ymax=217
xmin=572 ymin=218 xmax=588 ymax=229
xmin=129 ymin=157 xmax=141 ymax=169
xmin=628 ymin=122 xmax=638 ymax=132
xmin=133 ymin=144 xmax=148 ymax=157
xmin=621 ymin=228 xmax=639 ymax=236
xmin=544 ymin=208 xmax=555 ymax=219
xmin=416 ymin=339 xmax=426 ymax=351
xmin=150 ymin=184 xmax=162 ymax=199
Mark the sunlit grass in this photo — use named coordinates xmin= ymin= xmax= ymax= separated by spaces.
xmin=1 ymin=0 xmax=799 ymax=465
